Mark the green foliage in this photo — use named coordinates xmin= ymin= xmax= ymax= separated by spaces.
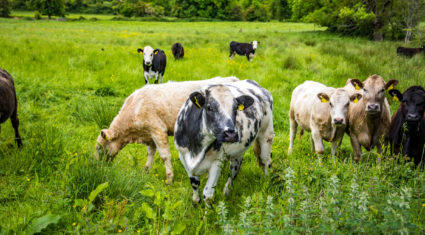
xmin=0 ymin=0 xmax=11 ymax=17
xmin=25 ymin=213 xmax=61 ymax=234
xmin=27 ymin=0 xmax=65 ymax=18
xmin=34 ymin=10 xmax=41 ymax=19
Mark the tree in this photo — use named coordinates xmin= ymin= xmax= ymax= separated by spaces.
xmin=399 ymin=0 xmax=425 ymax=43
xmin=0 ymin=0 xmax=12 ymax=17
xmin=27 ymin=0 xmax=66 ymax=19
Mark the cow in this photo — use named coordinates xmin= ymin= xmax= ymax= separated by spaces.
xmin=0 ymin=68 xmax=22 ymax=147
xmin=344 ymin=75 xmax=398 ymax=162
xmin=174 ymin=80 xmax=273 ymax=205
xmin=288 ymin=81 xmax=362 ymax=156
xmin=137 ymin=46 xmax=167 ymax=84
xmin=94 ymin=77 xmax=239 ymax=183
xmin=229 ymin=41 xmax=259 ymax=61
xmin=396 ymin=45 xmax=425 ymax=57
xmin=171 ymin=43 xmax=184 ymax=60
xmin=388 ymin=86 xmax=425 ymax=166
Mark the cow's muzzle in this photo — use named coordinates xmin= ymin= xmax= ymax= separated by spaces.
xmin=366 ymin=103 xmax=380 ymax=113
xmin=332 ymin=118 xmax=345 ymax=126
xmin=406 ymin=113 xmax=421 ymax=122
xmin=222 ymin=129 xmax=239 ymax=143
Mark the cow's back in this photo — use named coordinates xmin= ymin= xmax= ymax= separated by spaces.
xmin=0 ymin=69 xmax=16 ymax=123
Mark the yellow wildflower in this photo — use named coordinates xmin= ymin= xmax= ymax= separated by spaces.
xmin=72 ymin=222 xmax=77 ymax=226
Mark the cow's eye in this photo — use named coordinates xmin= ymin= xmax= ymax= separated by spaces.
xmin=329 ymin=103 xmax=333 ymax=108
xmin=345 ymin=102 xmax=349 ymax=107
xmin=206 ymin=105 xmax=213 ymax=111
xmin=379 ymin=89 xmax=385 ymax=93
xmin=363 ymin=88 xmax=368 ymax=93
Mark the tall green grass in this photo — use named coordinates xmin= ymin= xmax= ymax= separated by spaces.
xmin=0 ymin=17 xmax=425 ymax=233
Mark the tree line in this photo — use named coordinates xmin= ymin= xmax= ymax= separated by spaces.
xmin=1 ymin=0 xmax=425 ymax=41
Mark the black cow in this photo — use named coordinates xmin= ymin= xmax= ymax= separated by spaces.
xmin=229 ymin=41 xmax=259 ymax=61
xmin=137 ymin=46 xmax=167 ymax=84
xmin=388 ymin=86 xmax=425 ymax=165
xmin=396 ymin=45 xmax=425 ymax=57
xmin=0 ymin=68 xmax=22 ymax=147
xmin=171 ymin=43 xmax=184 ymax=60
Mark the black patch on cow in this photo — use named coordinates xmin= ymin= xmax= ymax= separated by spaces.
xmin=229 ymin=41 xmax=256 ymax=61
xmin=245 ymin=132 xmax=256 ymax=147
xmin=142 ymin=49 xmax=167 ymax=76
xmin=175 ymin=100 xmax=205 ymax=155
xmin=190 ymin=176 xmax=200 ymax=189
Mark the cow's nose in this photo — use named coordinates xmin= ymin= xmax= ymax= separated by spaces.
xmin=333 ymin=118 xmax=343 ymax=125
xmin=223 ymin=129 xmax=238 ymax=143
xmin=367 ymin=104 xmax=379 ymax=111
xmin=407 ymin=113 xmax=420 ymax=121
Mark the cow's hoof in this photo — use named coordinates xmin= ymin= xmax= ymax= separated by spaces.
xmin=204 ymin=198 xmax=214 ymax=209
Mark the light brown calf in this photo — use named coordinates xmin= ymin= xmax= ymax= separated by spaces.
xmin=95 ymin=77 xmax=239 ymax=183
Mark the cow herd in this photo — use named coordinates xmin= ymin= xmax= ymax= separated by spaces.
xmin=1 ymin=39 xmax=425 ymax=206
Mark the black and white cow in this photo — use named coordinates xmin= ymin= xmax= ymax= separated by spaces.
xmin=229 ymin=41 xmax=259 ymax=61
xmin=137 ymin=46 xmax=167 ymax=84
xmin=174 ymin=80 xmax=274 ymax=205
xmin=171 ymin=42 xmax=184 ymax=60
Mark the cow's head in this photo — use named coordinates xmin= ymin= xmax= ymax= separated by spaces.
xmin=317 ymin=88 xmax=362 ymax=126
xmin=349 ymin=75 xmax=398 ymax=115
xmin=95 ymin=129 xmax=122 ymax=161
xmin=251 ymin=41 xmax=259 ymax=50
xmin=390 ymin=86 xmax=425 ymax=123
xmin=189 ymin=85 xmax=254 ymax=144
xmin=137 ymin=46 xmax=157 ymax=66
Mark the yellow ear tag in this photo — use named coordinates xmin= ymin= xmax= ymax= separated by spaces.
xmin=194 ymin=98 xmax=201 ymax=108
xmin=321 ymin=97 xmax=327 ymax=103
xmin=238 ymin=104 xmax=245 ymax=111
xmin=104 ymin=134 xmax=109 ymax=141
xmin=393 ymin=96 xmax=399 ymax=102
xmin=388 ymin=84 xmax=394 ymax=90
xmin=355 ymin=84 xmax=361 ymax=90
xmin=353 ymin=97 xmax=359 ymax=104
xmin=154 ymin=51 xmax=158 ymax=55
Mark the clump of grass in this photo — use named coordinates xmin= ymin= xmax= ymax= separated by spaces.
xmin=72 ymin=98 xmax=119 ymax=128
xmin=95 ymin=86 xmax=116 ymax=97
xmin=282 ymin=55 xmax=301 ymax=70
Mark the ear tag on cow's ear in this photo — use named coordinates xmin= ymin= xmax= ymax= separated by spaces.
xmin=393 ymin=95 xmax=399 ymax=102
xmin=355 ymin=84 xmax=361 ymax=90
xmin=321 ymin=97 xmax=328 ymax=103
xmin=194 ymin=98 xmax=201 ymax=108
xmin=154 ymin=51 xmax=158 ymax=55
xmin=353 ymin=97 xmax=359 ymax=104
xmin=238 ymin=104 xmax=245 ymax=111
xmin=388 ymin=84 xmax=394 ymax=90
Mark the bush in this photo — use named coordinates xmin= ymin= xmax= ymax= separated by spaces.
xmin=225 ymin=4 xmax=243 ymax=21
xmin=244 ymin=3 xmax=270 ymax=22
xmin=34 ymin=10 xmax=41 ymax=19
xmin=0 ymin=0 xmax=11 ymax=17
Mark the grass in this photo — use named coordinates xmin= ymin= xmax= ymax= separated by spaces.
xmin=1 ymin=15 xmax=425 ymax=233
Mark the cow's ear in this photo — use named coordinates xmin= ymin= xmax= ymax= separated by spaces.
xmin=250 ymin=41 xmax=253 ymax=45
xmin=350 ymin=79 xmax=364 ymax=90
xmin=350 ymin=93 xmax=362 ymax=103
xmin=100 ymin=129 xmax=110 ymax=141
xmin=236 ymin=95 xmax=254 ymax=110
xmin=317 ymin=93 xmax=330 ymax=103
xmin=190 ymin=92 xmax=205 ymax=108
xmin=137 ymin=48 xmax=143 ymax=53
xmin=389 ymin=89 xmax=403 ymax=102
xmin=154 ymin=49 xmax=159 ymax=55
xmin=385 ymin=79 xmax=399 ymax=91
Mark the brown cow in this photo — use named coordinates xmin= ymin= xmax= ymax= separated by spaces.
xmin=345 ymin=75 xmax=398 ymax=162
xmin=0 ymin=68 xmax=22 ymax=147
xmin=95 ymin=76 xmax=239 ymax=183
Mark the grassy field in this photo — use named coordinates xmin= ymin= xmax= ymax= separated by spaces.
xmin=1 ymin=15 xmax=425 ymax=233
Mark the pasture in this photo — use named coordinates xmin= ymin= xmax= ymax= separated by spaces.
xmin=1 ymin=16 xmax=425 ymax=233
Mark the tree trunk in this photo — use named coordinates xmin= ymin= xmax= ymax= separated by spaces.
xmin=48 ymin=14 xmax=51 ymax=19
xmin=373 ymin=18 xmax=384 ymax=41
xmin=405 ymin=29 xmax=412 ymax=43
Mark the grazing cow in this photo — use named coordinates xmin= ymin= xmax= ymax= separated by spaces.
xmin=171 ymin=43 xmax=184 ymax=60
xmin=175 ymin=80 xmax=273 ymax=204
xmin=344 ymin=75 xmax=398 ymax=162
xmin=95 ymin=77 xmax=239 ymax=183
xmin=137 ymin=46 xmax=167 ymax=84
xmin=229 ymin=41 xmax=259 ymax=61
xmin=0 ymin=69 xmax=22 ymax=147
xmin=288 ymin=81 xmax=362 ymax=156
xmin=396 ymin=45 xmax=425 ymax=57
xmin=388 ymin=86 xmax=425 ymax=165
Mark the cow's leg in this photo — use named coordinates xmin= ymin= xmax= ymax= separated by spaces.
xmin=144 ymin=72 xmax=149 ymax=84
xmin=288 ymin=114 xmax=297 ymax=154
xmin=310 ymin=136 xmax=315 ymax=152
xmin=190 ymin=176 xmax=201 ymax=203
xmin=203 ymin=157 xmax=224 ymax=205
xmin=311 ymin=128 xmax=324 ymax=154
xmin=144 ymin=143 xmax=156 ymax=171
xmin=223 ymin=156 xmax=243 ymax=196
xmin=10 ymin=110 xmax=22 ymax=147
xmin=253 ymin=134 xmax=273 ymax=174
xmin=151 ymin=131 xmax=174 ymax=183
xmin=159 ymin=73 xmax=163 ymax=84
xmin=350 ymin=135 xmax=362 ymax=162
xmin=229 ymin=50 xmax=234 ymax=58
xmin=331 ymin=140 xmax=338 ymax=156
xmin=246 ymin=54 xmax=250 ymax=61
xmin=154 ymin=73 xmax=159 ymax=84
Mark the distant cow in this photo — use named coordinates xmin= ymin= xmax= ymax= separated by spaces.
xmin=344 ymin=75 xmax=398 ymax=162
xmin=388 ymin=86 xmax=425 ymax=165
xmin=289 ymin=81 xmax=362 ymax=156
xmin=229 ymin=41 xmax=259 ymax=61
xmin=397 ymin=45 xmax=425 ymax=57
xmin=137 ymin=46 xmax=167 ymax=84
xmin=171 ymin=43 xmax=184 ymax=60
xmin=0 ymin=69 xmax=22 ymax=147
xmin=95 ymin=77 xmax=239 ymax=183
xmin=175 ymin=80 xmax=273 ymax=204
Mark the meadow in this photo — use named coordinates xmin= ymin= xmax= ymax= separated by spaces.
xmin=1 ymin=14 xmax=425 ymax=233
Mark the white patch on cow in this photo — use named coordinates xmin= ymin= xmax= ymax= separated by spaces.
xmin=143 ymin=46 xmax=154 ymax=66
xmin=252 ymin=41 xmax=258 ymax=50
